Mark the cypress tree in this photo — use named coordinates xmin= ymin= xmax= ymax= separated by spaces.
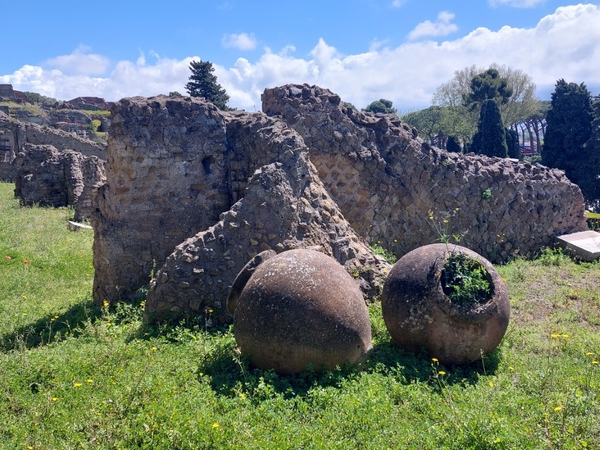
xmin=471 ymin=99 xmax=508 ymax=157
xmin=446 ymin=135 xmax=462 ymax=153
xmin=542 ymin=80 xmax=593 ymax=182
xmin=505 ymin=128 xmax=520 ymax=159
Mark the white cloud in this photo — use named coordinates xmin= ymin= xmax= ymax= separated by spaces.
xmin=221 ymin=33 xmax=258 ymax=51
xmin=43 ymin=45 xmax=110 ymax=76
xmin=391 ymin=0 xmax=407 ymax=7
xmin=2 ymin=4 xmax=599 ymax=111
xmin=489 ymin=0 xmax=546 ymax=8
xmin=408 ymin=11 xmax=458 ymax=40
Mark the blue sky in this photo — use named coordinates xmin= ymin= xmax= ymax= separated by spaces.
xmin=2 ymin=1 xmax=599 ymax=112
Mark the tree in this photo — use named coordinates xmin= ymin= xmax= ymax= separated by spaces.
xmin=185 ymin=60 xmax=230 ymax=110
xmin=446 ymin=135 xmax=461 ymax=153
xmin=463 ymin=68 xmax=513 ymax=111
xmin=471 ymin=99 xmax=508 ymax=158
xmin=542 ymin=80 xmax=594 ymax=187
xmin=433 ymin=64 xmax=539 ymax=128
xmin=402 ymin=105 xmax=474 ymax=149
xmin=23 ymin=92 xmax=57 ymax=106
xmin=579 ymin=96 xmax=600 ymax=206
xmin=505 ymin=128 xmax=520 ymax=159
xmin=363 ymin=99 xmax=397 ymax=115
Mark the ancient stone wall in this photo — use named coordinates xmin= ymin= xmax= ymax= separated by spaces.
xmin=0 ymin=112 xmax=105 ymax=182
xmin=0 ymin=84 xmax=15 ymax=100
xmin=262 ymin=84 xmax=587 ymax=261
xmin=94 ymin=86 xmax=588 ymax=325
xmin=93 ymin=95 xmax=388 ymax=309
xmin=145 ymin=157 xmax=390 ymax=326
xmin=14 ymin=144 xmax=106 ymax=221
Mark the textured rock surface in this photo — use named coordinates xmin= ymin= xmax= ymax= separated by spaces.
xmin=0 ymin=111 xmax=105 ymax=182
xmin=14 ymin=144 xmax=106 ymax=220
xmin=94 ymin=86 xmax=587 ymax=324
xmin=144 ymin=153 xmax=389 ymax=325
xmin=262 ymin=84 xmax=587 ymax=261
xmin=232 ymin=249 xmax=373 ymax=374
xmin=95 ymin=95 xmax=388 ymax=312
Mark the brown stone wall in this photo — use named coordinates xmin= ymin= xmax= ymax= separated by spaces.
xmin=262 ymin=84 xmax=587 ymax=261
xmin=94 ymin=85 xmax=588 ymax=324
xmin=14 ymin=144 xmax=106 ymax=220
xmin=92 ymin=96 xmax=307 ymax=304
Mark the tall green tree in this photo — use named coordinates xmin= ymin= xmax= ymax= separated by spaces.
xmin=402 ymin=105 xmax=474 ymax=149
xmin=363 ymin=99 xmax=397 ymax=114
xmin=575 ymin=96 xmax=600 ymax=206
xmin=433 ymin=64 xmax=539 ymax=129
xmin=542 ymin=80 xmax=593 ymax=186
xmin=446 ymin=135 xmax=461 ymax=153
xmin=185 ymin=60 xmax=230 ymax=110
xmin=463 ymin=68 xmax=513 ymax=111
xmin=505 ymin=128 xmax=520 ymax=159
xmin=471 ymin=99 xmax=508 ymax=158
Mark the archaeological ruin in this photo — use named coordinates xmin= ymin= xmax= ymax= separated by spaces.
xmin=89 ymin=84 xmax=587 ymax=326
xmin=14 ymin=144 xmax=106 ymax=221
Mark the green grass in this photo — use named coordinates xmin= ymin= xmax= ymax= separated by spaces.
xmin=1 ymin=181 xmax=599 ymax=449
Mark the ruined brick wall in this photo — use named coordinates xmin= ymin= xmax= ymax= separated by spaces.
xmin=262 ymin=84 xmax=587 ymax=261
xmin=94 ymin=86 xmax=588 ymax=323
xmin=0 ymin=112 xmax=105 ymax=160
xmin=14 ymin=144 xmax=105 ymax=220
xmin=92 ymin=96 xmax=308 ymax=304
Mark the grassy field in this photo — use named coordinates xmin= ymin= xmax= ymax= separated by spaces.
xmin=1 ymin=180 xmax=599 ymax=449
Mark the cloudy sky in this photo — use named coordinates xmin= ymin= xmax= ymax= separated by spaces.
xmin=1 ymin=1 xmax=599 ymax=112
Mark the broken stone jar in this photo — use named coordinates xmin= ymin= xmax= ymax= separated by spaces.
xmin=227 ymin=249 xmax=373 ymax=375
xmin=381 ymin=243 xmax=510 ymax=365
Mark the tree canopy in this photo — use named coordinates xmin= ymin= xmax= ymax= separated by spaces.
xmin=463 ymin=68 xmax=513 ymax=110
xmin=542 ymin=80 xmax=593 ymax=175
xmin=433 ymin=64 xmax=539 ymax=128
xmin=363 ymin=99 xmax=397 ymax=115
xmin=185 ymin=60 xmax=230 ymax=110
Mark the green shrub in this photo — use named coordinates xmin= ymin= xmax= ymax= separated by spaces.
xmin=441 ymin=252 xmax=491 ymax=306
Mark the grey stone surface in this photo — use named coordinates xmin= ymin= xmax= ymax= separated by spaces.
xmin=556 ymin=230 xmax=600 ymax=261
xmin=14 ymin=144 xmax=106 ymax=220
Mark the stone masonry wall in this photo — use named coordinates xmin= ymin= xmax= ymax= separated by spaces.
xmin=14 ymin=144 xmax=106 ymax=221
xmin=262 ymin=84 xmax=587 ymax=261
xmin=0 ymin=111 xmax=105 ymax=179
xmin=94 ymin=86 xmax=588 ymax=325
xmin=92 ymin=96 xmax=334 ymax=305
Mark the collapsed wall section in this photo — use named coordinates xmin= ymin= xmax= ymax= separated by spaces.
xmin=262 ymin=84 xmax=587 ymax=262
xmin=93 ymin=95 xmax=383 ymax=306
xmin=14 ymin=144 xmax=105 ymax=221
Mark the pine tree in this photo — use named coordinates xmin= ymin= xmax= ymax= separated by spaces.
xmin=185 ymin=60 xmax=230 ymax=110
xmin=471 ymin=99 xmax=508 ymax=158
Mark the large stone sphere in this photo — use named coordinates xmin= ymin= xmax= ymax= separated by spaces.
xmin=381 ymin=243 xmax=510 ymax=365
xmin=229 ymin=249 xmax=373 ymax=374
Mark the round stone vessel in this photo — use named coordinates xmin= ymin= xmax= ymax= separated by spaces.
xmin=229 ymin=249 xmax=373 ymax=375
xmin=381 ymin=243 xmax=510 ymax=365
